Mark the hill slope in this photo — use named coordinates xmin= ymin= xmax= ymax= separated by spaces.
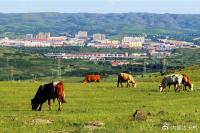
xmin=0 ymin=13 xmax=200 ymax=37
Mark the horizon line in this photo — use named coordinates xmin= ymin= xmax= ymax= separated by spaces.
xmin=0 ymin=11 xmax=200 ymax=15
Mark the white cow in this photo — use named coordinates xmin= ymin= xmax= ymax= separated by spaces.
xmin=159 ymin=74 xmax=183 ymax=92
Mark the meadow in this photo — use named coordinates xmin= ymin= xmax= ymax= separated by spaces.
xmin=0 ymin=67 xmax=200 ymax=133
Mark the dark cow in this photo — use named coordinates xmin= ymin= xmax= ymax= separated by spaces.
xmin=31 ymin=81 xmax=66 ymax=111
xmin=117 ymin=73 xmax=136 ymax=88
xmin=83 ymin=74 xmax=101 ymax=83
xmin=159 ymin=74 xmax=183 ymax=92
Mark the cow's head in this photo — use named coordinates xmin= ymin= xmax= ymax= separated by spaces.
xmin=31 ymin=98 xmax=39 ymax=111
xmin=133 ymin=83 xmax=136 ymax=88
xmin=130 ymin=80 xmax=136 ymax=88
xmin=159 ymin=83 xmax=165 ymax=92
xmin=188 ymin=79 xmax=193 ymax=91
xmin=128 ymin=78 xmax=136 ymax=88
xmin=189 ymin=84 xmax=194 ymax=91
xmin=82 ymin=79 xmax=88 ymax=83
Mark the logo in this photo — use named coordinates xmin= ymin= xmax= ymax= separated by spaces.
xmin=162 ymin=125 xmax=169 ymax=130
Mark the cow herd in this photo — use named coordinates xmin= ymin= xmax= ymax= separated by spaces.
xmin=159 ymin=73 xmax=193 ymax=92
xmin=31 ymin=72 xmax=193 ymax=111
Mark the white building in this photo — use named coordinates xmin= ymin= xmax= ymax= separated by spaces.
xmin=122 ymin=36 xmax=145 ymax=48
xmin=75 ymin=31 xmax=88 ymax=39
xmin=93 ymin=34 xmax=106 ymax=41
xmin=122 ymin=36 xmax=145 ymax=43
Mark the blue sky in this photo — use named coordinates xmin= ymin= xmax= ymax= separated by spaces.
xmin=0 ymin=0 xmax=200 ymax=14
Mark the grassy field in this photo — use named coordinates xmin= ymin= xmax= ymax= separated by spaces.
xmin=0 ymin=68 xmax=200 ymax=133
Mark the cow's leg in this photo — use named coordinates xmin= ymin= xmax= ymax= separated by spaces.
xmin=185 ymin=86 xmax=188 ymax=91
xmin=183 ymin=85 xmax=187 ymax=91
xmin=171 ymin=84 xmax=175 ymax=91
xmin=119 ymin=81 xmax=123 ymax=88
xmin=178 ymin=83 xmax=183 ymax=92
xmin=168 ymin=84 xmax=171 ymax=92
xmin=48 ymin=99 xmax=52 ymax=110
xmin=57 ymin=98 xmax=62 ymax=111
xmin=168 ymin=84 xmax=170 ymax=92
xmin=117 ymin=79 xmax=121 ymax=87
xmin=121 ymin=82 xmax=123 ymax=87
xmin=163 ymin=87 xmax=165 ymax=92
xmin=38 ymin=103 xmax=43 ymax=111
xmin=174 ymin=84 xmax=178 ymax=92
xmin=127 ymin=81 xmax=130 ymax=88
xmin=178 ymin=84 xmax=182 ymax=92
xmin=117 ymin=80 xmax=119 ymax=87
xmin=175 ymin=84 xmax=181 ymax=92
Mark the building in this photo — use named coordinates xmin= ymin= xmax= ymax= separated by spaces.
xmin=63 ymin=38 xmax=85 ymax=46
xmin=93 ymin=34 xmax=106 ymax=41
xmin=128 ymin=42 xmax=143 ymax=48
xmin=122 ymin=36 xmax=144 ymax=48
xmin=111 ymin=61 xmax=129 ymax=67
xmin=23 ymin=41 xmax=51 ymax=47
xmin=34 ymin=32 xmax=50 ymax=41
xmin=122 ymin=36 xmax=145 ymax=44
xmin=75 ymin=31 xmax=88 ymax=39
xmin=25 ymin=34 xmax=33 ymax=41
xmin=148 ymin=50 xmax=171 ymax=57
xmin=159 ymin=39 xmax=193 ymax=48
xmin=48 ymin=36 xmax=66 ymax=42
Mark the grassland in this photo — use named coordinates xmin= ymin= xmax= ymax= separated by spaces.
xmin=0 ymin=66 xmax=200 ymax=133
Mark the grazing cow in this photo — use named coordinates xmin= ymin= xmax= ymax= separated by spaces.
xmin=182 ymin=74 xmax=193 ymax=91
xmin=31 ymin=81 xmax=66 ymax=111
xmin=166 ymin=74 xmax=193 ymax=91
xmin=117 ymin=73 xmax=136 ymax=88
xmin=159 ymin=74 xmax=183 ymax=92
xmin=83 ymin=74 xmax=101 ymax=83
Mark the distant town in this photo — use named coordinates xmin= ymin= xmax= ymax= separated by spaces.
xmin=0 ymin=31 xmax=198 ymax=59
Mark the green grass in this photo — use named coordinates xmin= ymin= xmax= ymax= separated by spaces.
xmin=0 ymin=71 xmax=200 ymax=132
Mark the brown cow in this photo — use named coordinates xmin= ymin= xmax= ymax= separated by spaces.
xmin=31 ymin=81 xmax=66 ymax=111
xmin=83 ymin=74 xmax=101 ymax=83
xmin=117 ymin=73 xmax=136 ymax=88
xmin=182 ymin=74 xmax=193 ymax=91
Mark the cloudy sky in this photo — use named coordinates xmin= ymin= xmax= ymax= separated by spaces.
xmin=0 ymin=0 xmax=200 ymax=14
